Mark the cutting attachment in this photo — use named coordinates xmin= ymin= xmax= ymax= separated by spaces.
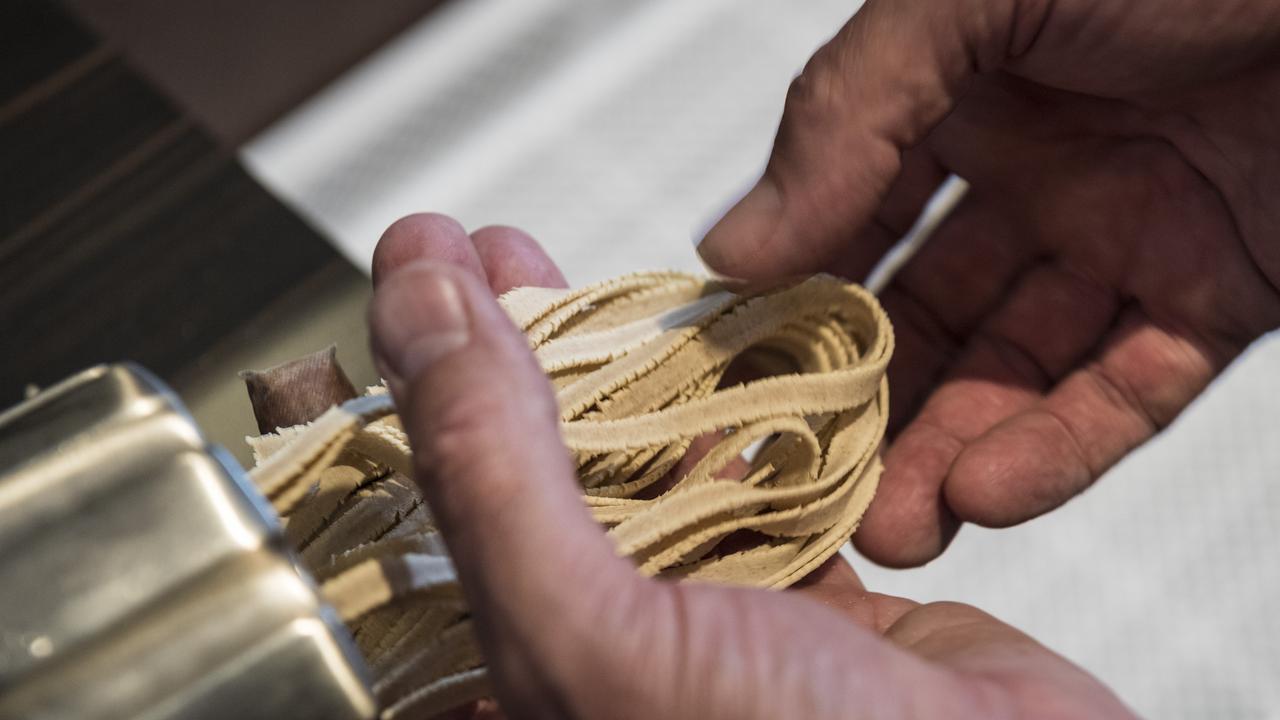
xmin=0 ymin=364 xmax=376 ymax=720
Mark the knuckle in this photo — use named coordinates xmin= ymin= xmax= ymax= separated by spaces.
xmin=784 ymin=47 xmax=843 ymax=125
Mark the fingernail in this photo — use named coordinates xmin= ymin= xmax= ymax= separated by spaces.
xmin=692 ymin=174 xmax=760 ymax=253
xmin=695 ymin=176 xmax=782 ymax=279
xmin=371 ymin=263 xmax=471 ymax=380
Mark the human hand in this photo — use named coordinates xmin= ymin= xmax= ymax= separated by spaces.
xmin=367 ymin=214 xmax=1134 ymax=720
xmin=698 ymin=0 xmax=1280 ymax=566
xmin=369 ymin=211 xmax=871 ymax=629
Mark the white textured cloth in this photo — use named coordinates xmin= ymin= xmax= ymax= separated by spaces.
xmin=242 ymin=1 xmax=1280 ymax=715
xmin=858 ymin=334 xmax=1280 ymax=719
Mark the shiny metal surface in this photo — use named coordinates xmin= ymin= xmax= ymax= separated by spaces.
xmin=0 ymin=364 xmax=375 ymax=720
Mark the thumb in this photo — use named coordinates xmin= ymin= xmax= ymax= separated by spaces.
xmin=369 ymin=261 xmax=649 ymax=713
xmin=697 ymin=0 xmax=1045 ymax=279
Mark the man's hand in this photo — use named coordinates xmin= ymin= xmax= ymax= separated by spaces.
xmin=698 ymin=0 xmax=1280 ymax=566
xmin=367 ymin=214 xmax=1134 ymax=720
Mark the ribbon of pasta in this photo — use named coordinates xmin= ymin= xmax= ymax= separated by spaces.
xmin=246 ymin=271 xmax=893 ymax=719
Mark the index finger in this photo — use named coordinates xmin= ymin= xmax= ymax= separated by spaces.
xmin=696 ymin=0 xmax=1045 ymax=279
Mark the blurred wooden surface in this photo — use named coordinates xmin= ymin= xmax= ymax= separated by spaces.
xmin=67 ymin=0 xmax=445 ymax=145
xmin=0 ymin=0 xmax=357 ymax=404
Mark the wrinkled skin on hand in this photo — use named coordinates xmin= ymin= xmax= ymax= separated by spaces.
xmin=698 ymin=0 xmax=1280 ymax=567
xmin=367 ymin=215 xmax=1134 ymax=719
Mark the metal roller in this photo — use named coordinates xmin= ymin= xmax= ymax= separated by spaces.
xmin=0 ymin=364 xmax=376 ymax=720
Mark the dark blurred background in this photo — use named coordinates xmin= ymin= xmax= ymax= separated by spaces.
xmin=69 ymin=0 xmax=446 ymax=145
xmin=1 ymin=0 xmax=450 ymax=442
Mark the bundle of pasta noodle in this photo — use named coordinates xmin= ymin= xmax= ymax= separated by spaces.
xmin=243 ymin=271 xmax=893 ymax=719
